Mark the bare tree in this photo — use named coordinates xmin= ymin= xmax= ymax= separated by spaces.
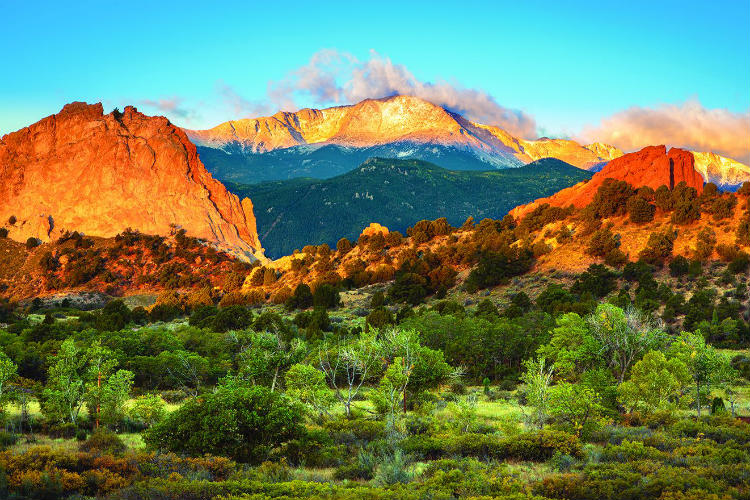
xmin=319 ymin=333 xmax=378 ymax=417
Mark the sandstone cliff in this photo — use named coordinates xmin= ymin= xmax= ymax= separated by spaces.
xmin=510 ymin=146 xmax=704 ymax=219
xmin=0 ymin=102 xmax=263 ymax=261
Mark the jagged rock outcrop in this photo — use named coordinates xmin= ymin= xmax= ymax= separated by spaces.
xmin=510 ymin=145 xmax=704 ymax=219
xmin=0 ymin=102 xmax=263 ymax=261
xmin=361 ymin=222 xmax=389 ymax=237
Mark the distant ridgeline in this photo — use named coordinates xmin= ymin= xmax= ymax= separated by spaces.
xmin=226 ymin=157 xmax=592 ymax=258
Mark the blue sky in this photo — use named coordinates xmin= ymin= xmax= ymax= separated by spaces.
xmin=1 ymin=0 xmax=748 ymax=152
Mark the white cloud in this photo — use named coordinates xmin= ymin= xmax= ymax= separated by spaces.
xmin=225 ymin=49 xmax=538 ymax=138
xmin=581 ymin=99 xmax=750 ymax=164
xmin=137 ymin=96 xmax=197 ymax=122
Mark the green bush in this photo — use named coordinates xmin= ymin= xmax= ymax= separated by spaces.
xmin=144 ymin=385 xmax=304 ymax=463
xmin=401 ymin=429 xmax=582 ymax=461
xmin=79 ymin=429 xmax=127 ymax=455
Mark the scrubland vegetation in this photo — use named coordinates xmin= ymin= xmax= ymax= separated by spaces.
xmin=0 ymin=180 xmax=749 ymax=499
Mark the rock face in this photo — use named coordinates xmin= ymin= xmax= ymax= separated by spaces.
xmin=186 ymin=95 xmax=621 ymax=169
xmin=510 ymin=146 xmax=704 ymax=219
xmin=361 ymin=222 xmax=389 ymax=237
xmin=0 ymin=102 xmax=263 ymax=261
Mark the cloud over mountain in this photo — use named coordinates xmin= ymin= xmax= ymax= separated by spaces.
xmin=581 ymin=99 xmax=750 ymax=164
xmin=224 ymin=50 xmax=538 ymax=139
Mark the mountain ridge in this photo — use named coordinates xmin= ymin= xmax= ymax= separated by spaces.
xmin=185 ymin=95 xmax=621 ymax=170
xmin=227 ymin=156 xmax=592 ymax=258
xmin=186 ymin=95 xmax=748 ymax=188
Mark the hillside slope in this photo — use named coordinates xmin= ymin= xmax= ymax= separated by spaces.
xmin=228 ymin=157 xmax=592 ymax=257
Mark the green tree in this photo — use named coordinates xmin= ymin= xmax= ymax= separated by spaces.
xmin=586 ymin=304 xmax=665 ymax=383
xmin=617 ymin=350 xmax=690 ymax=413
xmin=319 ymin=332 xmax=379 ymax=417
xmin=144 ymin=385 xmax=303 ymax=463
xmin=84 ymin=340 xmax=118 ymax=428
xmin=42 ymin=339 xmax=89 ymax=424
xmin=538 ymin=313 xmax=601 ymax=381
xmin=668 ymin=331 xmax=729 ymax=417
xmin=521 ymin=356 xmax=554 ymax=429
xmin=548 ymin=382 xmax=605 ymax=437
xmin=128 ymin=394 xmax=167 ymax=428
xmin=236 ymin=332 xmax=306 ymax=392
xmin=96 ymin=369 xmax=134 ymax=428
xmin=285 ymin=363 xmax=335 ymax=416
xmin=371 ymin=358 xmax=411 ymax=418
xmin=0 ymin=350 xmax=17 ymax=421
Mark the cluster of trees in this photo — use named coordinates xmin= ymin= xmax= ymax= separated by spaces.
xmin=523 ymin=303 xmax=739 ymax=438
xmin=0 ymin=280 xmax=748 ymax=499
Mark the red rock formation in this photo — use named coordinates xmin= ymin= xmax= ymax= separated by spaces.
xmin=0 ymin=102 xmax=263 ymax=261
xmin=510 ymin=146 xmax=704 ymax=219
xmin=361 ymin=222 xmax=389 ymax=237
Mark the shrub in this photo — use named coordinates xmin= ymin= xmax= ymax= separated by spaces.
xmin=189 ymin=305 xmax=218 ymax=328
xmin=212 ymin=305 xmax=253 ymax=332
xmin=145 ymin=386 xmax=304 ymax=463
xmin=693 ymin=227 xmax=716 ymax=261
xmin=312 ymin=283 xmax=340 ymax=310
xmin=668 ymin=256 xmax=689 ymax=277
xmin=336 ymin=238 xmax=352 ymax=254
xmin=737 ymin=215 xmax=750 ymax=246
xmin=128 ymin=394 xmax=167 ymax=428
xmin=728 ymin=252 xmax=750 ymax=274
xmin=638 ymin=229 xmax=677 ymax=266
xmin=710 ymin=195 xmax=736 ymax=220
xmin=464 ymin=249 xmax=533 ymax=292
xmin=218 ymin=291 xmax=250 ymax=307
xmin=627 ymin=196 xmax=656 ymax=223
xmin=387 ymin=272 xmax=428 ymax=305
xmin=286 ymin=284 xmax=313 ymax=310
xmin=402 ymin=430 xmax=582 ymax=461
xmin=654 ymin=185 xmax=674 ymax=211
xmin=716 ymin=243 xmax=739 ymax=262
xmin=79 ymin=429 xmax=126 ymax=455
xmin=0 ymin=228 xmax=7 ymax=238
xmin=586 ymin=226 xmax=620 ymax=258
xmin=670 ymin=182 xmax=701 ymax=225
xmin=25 ymin=237 xmax=40 ymax=250
xmin=0 ymin=431 xmax=19 ymax=449
xmin=589 ymin=179 xmax=636 ymax=218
